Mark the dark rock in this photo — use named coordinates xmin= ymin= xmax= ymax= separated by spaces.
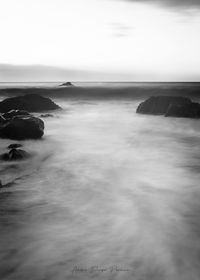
xmin=1 ymin=148 xmax=29 ymax=161
xmin=40 ymin=113 xmax=54 ymax=118
xmin=0 ymin=115 xmax=44 ymax=140
xmin=165 ymin=102 xmax=200 ymax=118
xmin=0 ymin=115 xmax=6 ymax=124
xmin=60 ymin=82 xmax=74 ymax=87
xmin=7 ymin=143 xmax=23 ymax=149
xmin=2 ymin=110 xmax=30 ymax=119
xmin=0 ymin=94 xmax=60 ymax=113
xmin=136 ymin=96 xmax=191 ymax=115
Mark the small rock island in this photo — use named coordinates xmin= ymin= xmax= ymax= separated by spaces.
xmin=59 ymin=82 xmax=74 ymax=87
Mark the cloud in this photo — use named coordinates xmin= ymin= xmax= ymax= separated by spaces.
xmin=121 ymin=0 xmax=200 ymax=9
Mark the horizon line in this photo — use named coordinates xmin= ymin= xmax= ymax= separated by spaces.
xmin=1 ymin=81 xmax=200 ymax=83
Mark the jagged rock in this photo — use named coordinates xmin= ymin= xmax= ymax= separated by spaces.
xmin=136 ymin=96 xmax=191 ymax=115
xmin=7 ymin=143 xmax=23 ymax=149
xmin=0 ymin=115 xmax=44 ymax=140
xmin=0 ymin=94 xmax=60 ymax=113
xmin=1 ymin=148 xmax=29 ymax=161
xmin=60 ymin=82 xmax=74 ymax=87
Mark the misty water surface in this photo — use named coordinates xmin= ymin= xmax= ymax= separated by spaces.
xmin=1 ymin=99 xmax=200 ymax=280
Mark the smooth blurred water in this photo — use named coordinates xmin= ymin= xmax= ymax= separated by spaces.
xmin=1 ymin=99 xmax=200 ymax=280
xmin=1 ymin=81 xmax=200 ymax=89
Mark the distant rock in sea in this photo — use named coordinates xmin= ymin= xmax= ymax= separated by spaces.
xmin=136 ymin=96 xmax=200 ymax=118
xmin=60 ymin=82 xmax=74 ymax=87
xmin=0 ymin=94 xmax=60 ymax=113
xmin=0 ymin=114 xmax=44 ymax=140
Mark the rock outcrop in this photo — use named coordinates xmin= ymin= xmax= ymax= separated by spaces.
xmin=136 ymin=96 xmax=200 ymax=118
xmin=0 ymin=115 xmax=6 ymax=124
xmin=2 ymin=110 xmax=30 ymax=119
xmin=165 ymin=102 xmax=200 ymax=118
xmin=0 ymin=94 xmax=60 ymax=113
xmin=0 ymin=115 xmax=44 ymax=140
xmin=136 ymin=96 xmax=191 ymax=115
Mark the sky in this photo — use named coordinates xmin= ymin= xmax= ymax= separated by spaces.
xmin=0 ymin=0 xmax=200 ymax=81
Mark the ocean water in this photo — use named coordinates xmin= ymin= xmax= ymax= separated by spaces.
xmin=0 ymin=81 xmax=200 ymax=89
xmin=1 ymin=84 xmax=200 ymax=280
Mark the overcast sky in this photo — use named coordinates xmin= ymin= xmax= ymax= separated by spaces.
xmin=0 ymin=0 xmax=200 ymax=81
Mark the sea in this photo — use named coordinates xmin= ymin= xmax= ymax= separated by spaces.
xmin=1 ymin=82 xmax=200 ymax=280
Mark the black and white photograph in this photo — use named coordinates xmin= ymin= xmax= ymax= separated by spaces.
xmin=1 ymin=0 xmax=200 ymax=279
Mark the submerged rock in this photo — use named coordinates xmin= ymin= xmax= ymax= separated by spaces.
xmin=0 ymin=115 xmax=44 ymax=140
xmin=0 ymin=94 xmax=60 ymax=113
xmin=136 ymin=96 xmax=191 ymax=115
xmin=7 ymin=143 xmax=23 ymax=149
xmin=1 ymin=148 xmax=29 ymax=161
xmin=60 ymin=82 xmax=74 ymax=87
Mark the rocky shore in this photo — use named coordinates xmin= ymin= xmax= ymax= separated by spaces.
xmin=0 ymin=93 xmax=61 ymax=188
